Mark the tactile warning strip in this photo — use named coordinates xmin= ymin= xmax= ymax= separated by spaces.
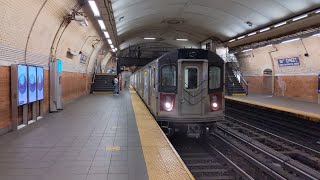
xmin=130 ymin=88 xmax=195 ymax=180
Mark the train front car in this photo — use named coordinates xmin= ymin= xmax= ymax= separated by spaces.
xmin=158 ymin=49 xmax=225 ymax=138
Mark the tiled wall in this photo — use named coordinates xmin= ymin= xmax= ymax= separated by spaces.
xmin=238 ymin=35 xmax=320 ymax=102
xmin=0 ymin=0 xmax=107 ymax=135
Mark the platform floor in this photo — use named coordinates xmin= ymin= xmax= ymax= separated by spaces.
xmin=0 ymin=90 xmax=193 ymax=180
xmin=226 ymin=94 xmax=320 ymax=120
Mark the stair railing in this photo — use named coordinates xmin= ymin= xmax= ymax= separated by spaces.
xmin=226 ymin=61 xmax=249 ymax=95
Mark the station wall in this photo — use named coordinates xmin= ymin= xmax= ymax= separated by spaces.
xmin=237 ymin=35 xmax=320 ymax=102
xmin=0 ymin=0 xmax=106 ymax=134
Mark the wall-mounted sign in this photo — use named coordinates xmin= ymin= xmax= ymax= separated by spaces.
xmin=17 ymin=64 xmax=28 ymax=106
xmin=37 ymin=67 xmax=44 ymax=100
xmin=28 ymin=66 xmax=37 ymax=103
xmin=57 ymin=59 xmax=63 ymax=73
xmin=80 ymin=54 xmax=87 ymax=64
xmin=278 ymin=57 xmax=300 ymax=67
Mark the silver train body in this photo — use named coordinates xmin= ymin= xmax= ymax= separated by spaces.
xmin=131 ymin=49 xmax=225 ymax=137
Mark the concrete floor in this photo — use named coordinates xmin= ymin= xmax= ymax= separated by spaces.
xmin=0 ymin=91 xmax=148 ymax=180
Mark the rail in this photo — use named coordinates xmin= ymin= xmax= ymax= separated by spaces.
xmin=226 ymin=61 xmax=249 ymax=95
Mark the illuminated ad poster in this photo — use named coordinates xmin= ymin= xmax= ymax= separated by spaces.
xmin=28 ymin=66 xmax=37 ymax=103
xmin=17 ymin=65 xmax=28 ymax=106
xmin=37 ymin=67 xmax=44 ymax=100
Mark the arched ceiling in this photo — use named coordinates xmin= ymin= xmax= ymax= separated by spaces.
xmin=106 ymin=0 xmax=320 ymax=49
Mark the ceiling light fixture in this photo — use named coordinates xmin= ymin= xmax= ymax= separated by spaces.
xmin=176 ymin=39 xmax=188 ymax=41
xmin=281 ymin=38 xmax=300 ymax=44
xmin=242 ymin=49 xmax=252 ymax=52
xmin=248 ymin=32 xmax=257 ymax=36
xmin=111 ymin=49 xmax=115 ymax=52
xmin=260 ymin=27 xmax=270 ymax=33
xmin=104 ymin=31 xmax=110 ymax=38
xmin=98 ymin=20 xmax=106 ymax=30
xmin=293 ymin=14 xmax=308 ymax=21
xmin=88 ymin=0 xmax=100 ymax=17
xmin=115 ymin=48 xmax=118 ymax=51
xmin=229 ymin=39 xmax=236 ymax=43
xmin=274 ymin=22 xmax=287 ymax=28
xmin=144 ymin=38 xmax=156 ymax=40
xmin=316 ymin=10 xmax=320 ymax=14
xmin=110 ymin=45 xmax=114 ymax=49
xmin=238 ymin=36 xmax=245 ymax=40
xmin=107 ymin=39 xmax=112 ymax=45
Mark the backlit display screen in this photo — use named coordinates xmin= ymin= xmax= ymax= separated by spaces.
xmin=28 ymin=66 xmax=37 ymax=103
xmin=37 ymin=66 xmax=44 ymax=100
xmin=17 ymin=65 xmax=28 ymax=106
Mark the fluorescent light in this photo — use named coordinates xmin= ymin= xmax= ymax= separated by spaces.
xmin=176 ymin=39 xmax=188 ymax=41
xmin=242 ymin=49 xmax=252 ymax=52
xmin=104 ymin=31 xmax=110 ymax=38
xmin=248 ymin=32 xmax=256 ymax=36
xmin=144 ymin=37 xmax=156 ymax=40
xmin=293 ymin=14 xmax=308 ymax=21
xmin=312 ymin=33 xmax=320 ymax=37
xmin=229 ymin=39 xmax=236 ymax=42
xmin=107 ymin=39 xmax=112 ymax=45
xmin=281 ymin=38 xmax=300 ymax=44
xmin=260 ymin=27 xmax=270 ymax=32
xmin=89 ymin=1 xmax=100 ymax=17
xmin=115 ymin=48 xmax=118 ymax=51
xmin=110 ymin=45 xmax=114 ymax=49
xmin=274 ymin=22 xmax=287 ymax=28
xmin=111 ymin=49 xmax=116 ymax=52
xmin=238 ymin=36 xmax=245 ymax=40
xmin=98 ymin=20 xmax=106 ymax=30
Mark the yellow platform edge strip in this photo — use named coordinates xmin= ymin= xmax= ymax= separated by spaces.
xmin=129 ymin=87 xmax=195 ymax=180
xmin=225 ymin=96 xmax=320 ymax=121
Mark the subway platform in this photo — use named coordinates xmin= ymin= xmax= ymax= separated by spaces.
xmin=0 ymin=89 xmax=193 ymax=180
xmin=226 ymin=94 xmax=320 ymax=121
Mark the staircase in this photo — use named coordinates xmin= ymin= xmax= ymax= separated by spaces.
xmin=225 ymin=62 xmax=248 ymax=96
xmin=91 ymin=74 xmax=116 ymax=93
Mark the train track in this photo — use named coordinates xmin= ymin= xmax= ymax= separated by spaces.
xmin=225 ymin=100 xmax=320 ymax=150
xmin=171 ymin=136 xmax=255 ymax=180
xmin=213 ymin=117 xmax=320 ymax=180
xmin=172 ymin=117 xmax=320 ymax=179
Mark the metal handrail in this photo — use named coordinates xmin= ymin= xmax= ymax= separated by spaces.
xmin=227 ymin=62 xmax=248 ymax=94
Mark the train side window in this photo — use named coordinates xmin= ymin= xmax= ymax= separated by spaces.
xmin=209 ymin=66 xmax=221 ymax=89
xmin=184 ymin=67 xmax=198 ymax=90
xmin=161 ymin=65 xmax=176 ymax=87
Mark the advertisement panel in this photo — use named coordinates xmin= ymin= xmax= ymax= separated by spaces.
xmin=17 ymin=65 xmax=28 ymax=106
xmin=28 ymin=66 xmax=37 ymax=103
xmin=37 ymin=66 xmax=44 ymax=100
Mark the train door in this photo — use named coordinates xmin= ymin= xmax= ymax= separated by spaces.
xmin=148 ymin=67 xmax=153 ymax=106
xmin=179 ymin=60 xmax=207 ymax=115
xmin=144 ymin=70 xmax=149 ymax=102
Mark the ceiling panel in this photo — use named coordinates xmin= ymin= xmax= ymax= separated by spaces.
xmin=101 ymin=0 xmax=320 ymax=49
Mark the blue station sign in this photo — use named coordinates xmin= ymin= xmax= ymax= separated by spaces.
xmin=278 ymin=57 xmax=300 ymax=67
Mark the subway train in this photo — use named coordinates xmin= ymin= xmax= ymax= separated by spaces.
xmin=131 ymin=49 xmax=225 ymax=138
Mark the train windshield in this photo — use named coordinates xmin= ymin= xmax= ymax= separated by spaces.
xmin=161 ymin=65 xmax=176 ymax=88
xmin=209 ymin=66 xmax=221 ymax=89
xmin=184 ymin=67 xmax=198 ymax=90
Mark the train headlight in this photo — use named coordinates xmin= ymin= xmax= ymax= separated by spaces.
xmin=164 ymin=102 xmax=173 ymax=110
xmin=210 ymin=95 xmax=219 ymax=111
xmin=212 ymin=102 xmax=218 ymax=108
xmin=164 ymin=96 xmax=173 ymax=111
